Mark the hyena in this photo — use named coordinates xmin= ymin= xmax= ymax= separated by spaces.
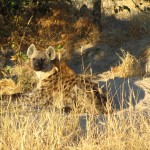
xmin=24 ymin=44 xmax=107 ymax=114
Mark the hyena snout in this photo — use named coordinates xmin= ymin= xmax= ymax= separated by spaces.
xmin=32 ymin=58 xmax=47 ymax=71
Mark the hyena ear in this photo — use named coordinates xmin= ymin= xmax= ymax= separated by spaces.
xmin=27 ymin=44 xmax=37 ymax=58
xmin=46 ymin=46 xmax=56 ymax=60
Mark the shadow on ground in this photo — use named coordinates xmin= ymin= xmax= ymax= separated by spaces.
xmin=68 ymin=13 xmax=150 ymax=74
xmin=79 ymin=77 xmax=150 ymax=134
xmin=99 ymin=77 xmax=147 ymax=111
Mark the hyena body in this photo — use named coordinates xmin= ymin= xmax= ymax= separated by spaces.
xmin=26 ymin=44 xmax=107 ymax=114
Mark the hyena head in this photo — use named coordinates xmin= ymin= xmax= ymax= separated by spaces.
xmin=27 ymin=44 xmax=56 ymax=71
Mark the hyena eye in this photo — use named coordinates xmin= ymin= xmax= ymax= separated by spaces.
xmin=32 ymin=58 xmax=36 ymax=61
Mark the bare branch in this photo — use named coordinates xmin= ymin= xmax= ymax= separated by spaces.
xmin=132 ymin=0 xmax=150 ymax=14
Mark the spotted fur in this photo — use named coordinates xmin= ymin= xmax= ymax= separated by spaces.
xmin=25 ymin=44 xmax=107 ymax=114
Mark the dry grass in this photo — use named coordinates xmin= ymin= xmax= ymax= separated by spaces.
xmin=1 ymin=0 xmax=150 ymax=62
xmin=0 ymin=79 xmax=22 ymax=95
xmin=0 ymin=59 xmax=150 ymax=149
xmin=0 ymin=2 xmax=100 ymax=61
xmin=111 ymin=49 xmax=143 ymax=77
xmin=0 ymin=62 xmax=36 ymax=95
xmin=11 ymin=62 xmax=37 ymax=92
xmin=0 ymin=1 xmax=150 ymax=149
xmin=0 ymin=97 xmax=149 ymax=150
xmin=37 ymin=8 xmax=99 ymax=59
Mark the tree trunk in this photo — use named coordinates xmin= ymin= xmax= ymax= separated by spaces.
xmin=93 ymin=0 xmax=102 ymax=31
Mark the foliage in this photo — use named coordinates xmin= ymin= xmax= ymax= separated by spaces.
xmin=0 ymin=0 xmax=23 ymax=15
xmin=10 ymin=43 xmax=28 ymax=64
xmin=0 ymin=0 xmax=72 ymax=16
xmin=114 ymin=5 xmax=131 ymax=13
xmin=0 ymin=0 xmax=149 ymax=74
xmin=114 ymin=0 xmax=150 ymax=14
xmin=1 ymin=0 xmax=150 ymax=17
xmin=113 ymin=0 xmax=150 ymax=13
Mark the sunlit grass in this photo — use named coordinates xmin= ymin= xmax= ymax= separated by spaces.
xmin=0 ymin=83 xmax=150 ymax=150
xmin=0 ymin=0 xmax=150 ymax=149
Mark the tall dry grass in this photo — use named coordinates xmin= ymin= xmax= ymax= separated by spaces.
xmin=111 ymin=49 xmax=143 ymax=78
xmin=0 ymin=77 xmax=150 ymax=149
xmin=0 ymin=1 xmax=150 ymax=149
xmin=0 ymin=46 xmax=150 ymax=149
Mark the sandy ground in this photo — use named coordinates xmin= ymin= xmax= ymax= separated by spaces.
xmin=99 ymin=77 xmax=150 ymax=110
xmin=79 ymin=77 xmax=150 ymax=132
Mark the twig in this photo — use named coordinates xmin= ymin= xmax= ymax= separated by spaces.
xmin=19 ymin=16 xmax=33 ymax=50
xmin=132 ymin=0 xmax=150 ymax=14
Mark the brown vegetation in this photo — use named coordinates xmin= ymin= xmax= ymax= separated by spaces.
xmin=0 ymin=1 xmax=150 ymax=149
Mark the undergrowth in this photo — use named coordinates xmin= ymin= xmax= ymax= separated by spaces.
xmin=0 ymin=97 xmax=149 ymax=150
xmin=0 ymin=1 xmax=150 ymax=149
xmin=111 ymin=49 xmax=143 ymax=77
